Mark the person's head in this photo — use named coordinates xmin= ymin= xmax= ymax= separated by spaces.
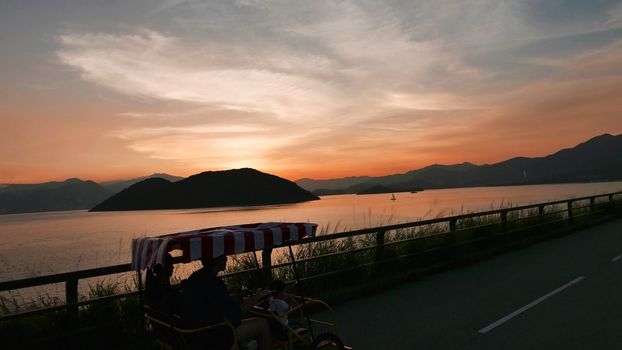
xmin=163 ymin=253 xmax=174 ymax=277
xmin=269 ymin=279 xmax=286 ymax=299
xmin=153 ymin=252 xmax=174 ymax=278
xmin=201 ymin=255 xmax=228 ymax=273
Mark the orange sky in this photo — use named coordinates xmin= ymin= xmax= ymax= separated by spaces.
xmin=1 ymin=1 xmax=622 ymax=184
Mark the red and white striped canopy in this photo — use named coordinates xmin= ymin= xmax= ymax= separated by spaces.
xmin=131 ymin=222 xmax=317 ymax=270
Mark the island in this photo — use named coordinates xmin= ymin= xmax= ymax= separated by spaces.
xmin=90 ymin=168 xmax=319 ymax=211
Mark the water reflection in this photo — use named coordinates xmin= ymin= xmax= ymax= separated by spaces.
xmin=0 ymin=181 xmax=620 ymax=280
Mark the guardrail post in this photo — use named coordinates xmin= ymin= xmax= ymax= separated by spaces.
xmin=567 ymin=200 xmax=574 ymax=224
xmin=376 ymin=230 xmax=385 ymax=261
xmin=262 ymin=247 xmax=273 ymax=284
xmin=449 ymin=219 xmax=457 ymax=233
xmin=590 ymin=197 xmax=596 ymax=213
xmin=609 ymin=194 xmax=615 ymax=211
xmin=66 ymin=278 xmax=78 ymax=323
xmin=448 ymin=219 xmax=458 ymax=247
xmin=500 ymin=210 xmax=508 ymax=231
xmin=539 ymin=205 xmax=545 ymax=223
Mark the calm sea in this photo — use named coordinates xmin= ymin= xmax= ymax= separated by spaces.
xmin=1 ymin=182 xmax=621 ymax=282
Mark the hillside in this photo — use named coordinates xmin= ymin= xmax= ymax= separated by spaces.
xmin=4 ymin=133 xmax=620 ymax=213
xmin=100 ymin=173 xmax=183 ymax=194
xmin=0 ymin=173 xmax=183 ymax=215
xmin=90 ymin=168 xmax=319 ymax=211
xmin=0 ymin=179 xmax=112 ymax=214
xmin=298 ymin=133 xmax=622 ymax=195
xmin=296 ymin=176 xmax=373 ymax=192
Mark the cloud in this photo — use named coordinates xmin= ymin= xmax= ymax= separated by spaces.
xmin=58 ymin=2 xmax=505 ymax=116
xmin=57 ymin=30 xmax=341 ymax=121
xmin=116 ymin=123 xmax=325 ymax=173
xmin=110 ymin=124 xmax=272 ymax=140
xmin=412 ymin=44 xmax=622 ymax=164
xmin=53 ymin=1 xmax=622 ymax=178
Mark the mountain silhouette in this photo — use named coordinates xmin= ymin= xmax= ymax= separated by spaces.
xmin=100 ymin=173 xmax=183 ymax=194
xmin=296 ymin=176 xmax=373 ymax=191
xmin=298 ymin=133 xmax=622 ymax=195
xmin=0 ymin=178 xmax=112 ymax=214
xmin=357 ymin=184 xmax=408 ymax=195
xmin=3 ymin=134 xmax=620 ymax=214
xmin=90 ymin=168 xmax=319 ymax=211
xmin=0 ymin=174 xmax=183 ymax=215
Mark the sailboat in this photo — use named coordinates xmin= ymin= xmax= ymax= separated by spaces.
xmin=390 ymin=193 xmax=396 ymax=201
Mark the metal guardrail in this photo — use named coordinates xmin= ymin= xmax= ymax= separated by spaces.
xmin=1 ymin=190 xmax=621 ymax=322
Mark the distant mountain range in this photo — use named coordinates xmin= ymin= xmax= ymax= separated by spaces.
xmin=296 ymin=133 xmax=622 ymax=195
xmin=90 ymin=168 xmax=318 ymax=211
xmin=0 ymin=173 xmax=180 ymax=214
xmin=0 ymin=178 xmax=112 ymax=214
xmin=2 ymin=133 xmax=621 ymax=214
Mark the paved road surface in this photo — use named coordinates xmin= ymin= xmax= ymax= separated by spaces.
xmin=332 ymin=219 xmax=622 ymax=349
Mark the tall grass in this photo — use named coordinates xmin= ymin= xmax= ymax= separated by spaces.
xmin=187 ymin=199 xmax=609 ymax=297
xmin=0 ymin=279 xmax=147 ymax=349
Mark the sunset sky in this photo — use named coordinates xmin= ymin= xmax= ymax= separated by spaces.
xmin=1 ymin=0 xmax=622 ymax=184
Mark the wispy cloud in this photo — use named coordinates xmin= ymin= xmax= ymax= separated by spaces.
xmin=52 ymin=0 xmax=622 ymax=178
xmin=57 ymin=30 xmax=340 ymax=121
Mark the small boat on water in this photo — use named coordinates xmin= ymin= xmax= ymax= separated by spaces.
xmin=390 ymin=193 xmax=396 ymax=201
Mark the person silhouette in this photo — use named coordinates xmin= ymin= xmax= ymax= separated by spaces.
xmin=144 ymin=252 xmax=177 ymax=315
xmin=268 ymin=279 xmax=291 ymax=326
xmin=180 ymin=255 xmax=273 ymax=350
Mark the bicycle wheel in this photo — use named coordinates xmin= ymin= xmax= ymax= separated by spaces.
xmin=308 ymin=333 xmax=345 ymax=350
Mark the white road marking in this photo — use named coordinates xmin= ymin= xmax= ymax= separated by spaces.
xmin=611 ymin=254 xmax=622 ymax=262
xmin=478 ymin=276 xmax=585 ymax=334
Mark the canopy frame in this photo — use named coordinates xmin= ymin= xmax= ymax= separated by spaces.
xmin=131 ymin=222 xmax=317 ymax=271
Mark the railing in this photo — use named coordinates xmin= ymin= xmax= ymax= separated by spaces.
xmin=1 ymin=191 xmax=621 ymax=322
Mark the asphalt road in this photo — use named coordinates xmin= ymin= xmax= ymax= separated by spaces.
xmin=332 ymin=219 xmax=622 ymax=349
